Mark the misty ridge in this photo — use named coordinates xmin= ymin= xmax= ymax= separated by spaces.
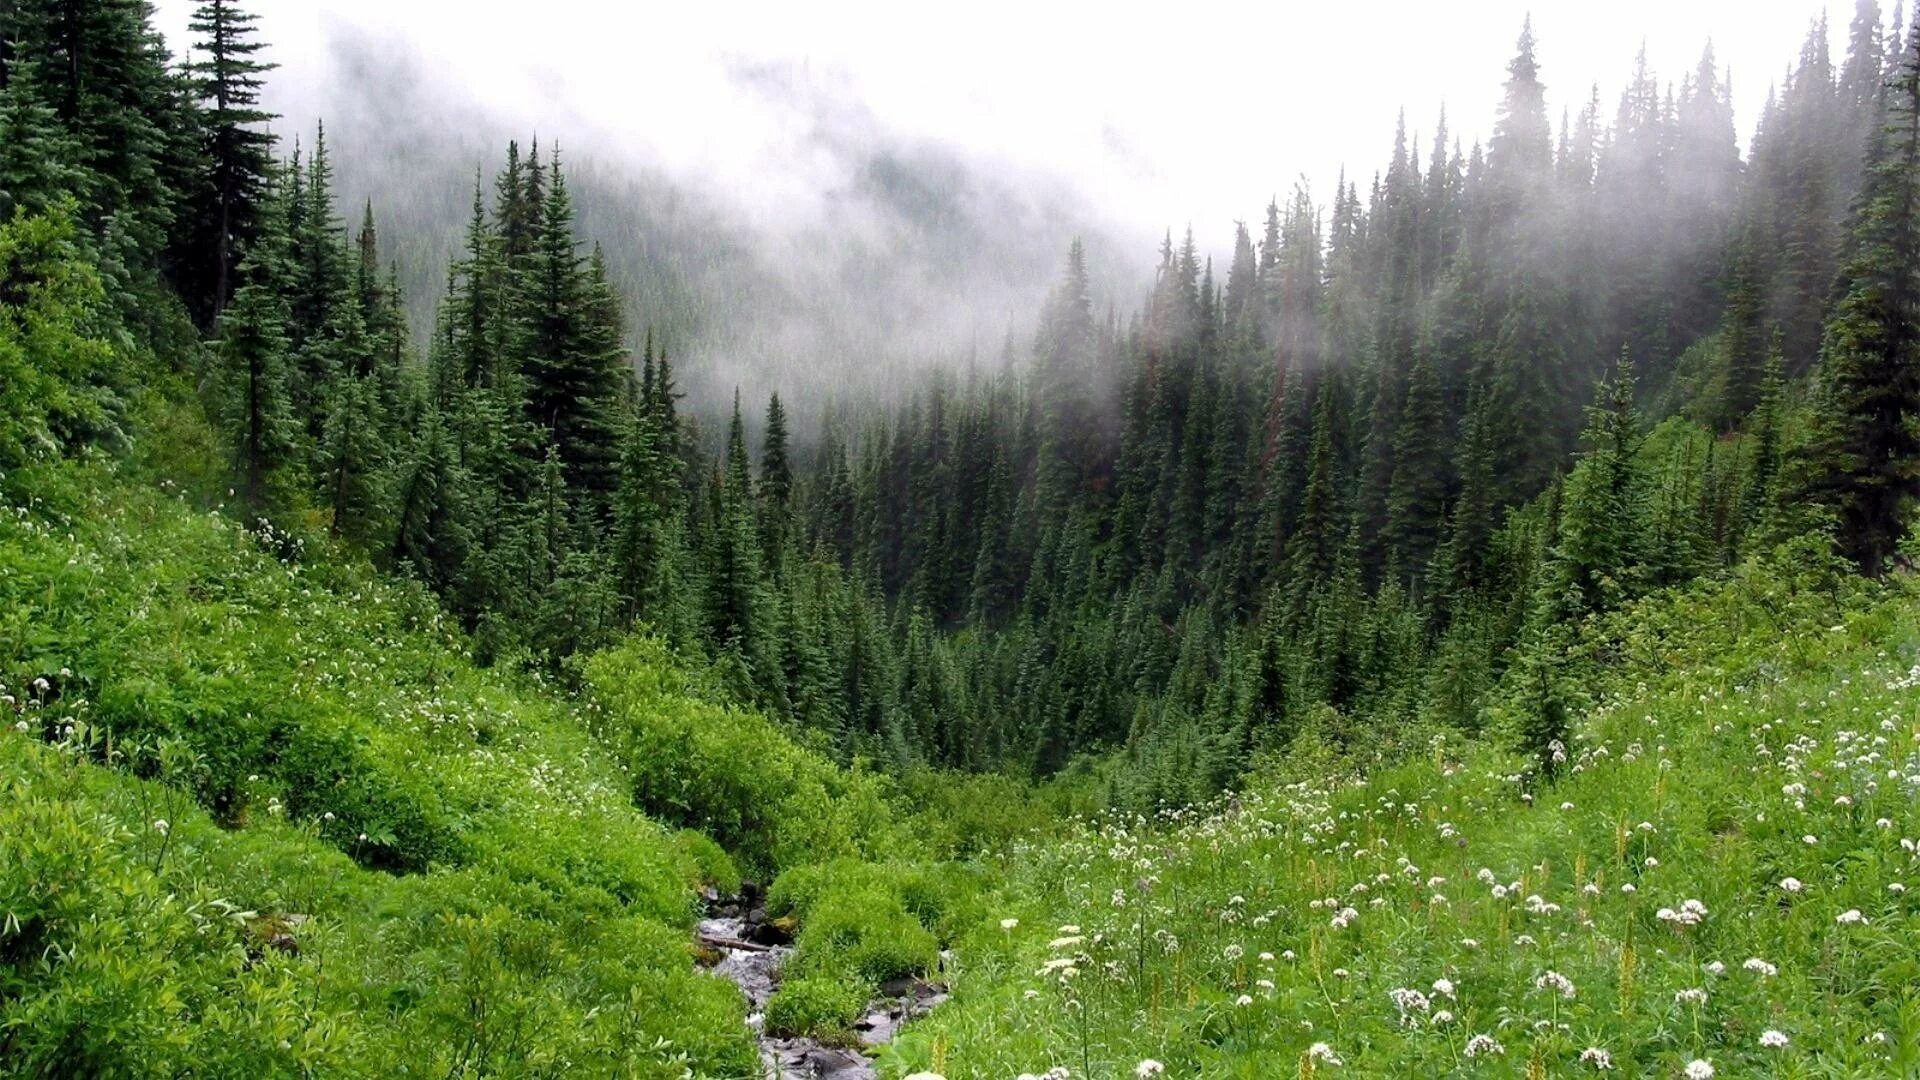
xmin=293 ymin=5 xmax=1851 ymax=441
xmin=298 ymin=24 xmax=1145 ymax=424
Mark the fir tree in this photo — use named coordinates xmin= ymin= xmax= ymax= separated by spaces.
xmin=1804 ymin=29 xmax=1920 ymax=574
xmin=181 ymin=0 xmax=275 ymax=322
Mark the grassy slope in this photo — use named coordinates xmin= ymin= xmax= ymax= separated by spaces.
xmin=0 ymin=460 xmax=761 ymax=1077
xmin=882 ymin=553 xmax=1920 ymax=1078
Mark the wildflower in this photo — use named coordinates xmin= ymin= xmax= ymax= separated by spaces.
xmin=904 ymin=1073 xmax=947 ymax=1080
xmin=1779 ymin=877 xmax=1804 ymax=893
xmin=1683 ymin=1060 xmax=1714 ymax=1079
xmin=1222 ymin=944 xmax=1243 ymax=961
xmin=1579 ymin=1047 xmax=1614 ymax=1070
xmin=1802 ymin=834 xmax=1819 ymax=845
xmin=1759 ymin=1030 xmax=1789 ymax=1048
xmin=1234 ymin=994 xmax=1253 ymax=1007
xmin=1049 ymin=935 xmax=1086 ymax=949
xmin=1743 ymin=957 xmax=1777 ymax=977
xmin=153 ymin=819 xmax=169 ymax=835
xmin=1001 ymin=918 xmax=1020 ymax=931
xmin=1703 ymin=960 xmax=1725 ymax=976
xmin=1836 ymin=909 xmax=1866 ymax=925
xmin=1674 ymin=987 xmax=1708 ymax=1005
xmin=1463 ymin=1034 xmax=1504 ymax=1058
xmin=1135 ymin=1062 xmax=1165 ymax=1078
xmin=1389 ymin=987 xmax=1432 ymax=1018
xmin=1534 ymin=970 xmax=1575 ymax=999
xmin=1432 ymin=977 xmax=1455 ymax=998
xmin=1306 ymin=1042 xmax=1343 ymax=1066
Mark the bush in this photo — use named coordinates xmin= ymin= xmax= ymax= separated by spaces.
xmin=584 ymin=637 xmax=898 ymax=874
xmin=674 ymin=828 xmax=743 ymax=896
xmin=764 ymin=975 xmax=869 ymax=1040
xmin=0 ymin=208 xmax=123 ymax=472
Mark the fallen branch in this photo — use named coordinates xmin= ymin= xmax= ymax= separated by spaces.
xmin=699 ymin=933 xmax=776 ymax=953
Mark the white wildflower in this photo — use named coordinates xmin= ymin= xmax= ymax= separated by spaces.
xmin=1463 ymin=1034 xmax=1504 ymax=1059
xmin=1306 ymin=1042 xmax=1343 ymax=1067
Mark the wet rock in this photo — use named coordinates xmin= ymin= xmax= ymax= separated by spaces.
xmin=749 ymin=916 xmax=795 ymax=946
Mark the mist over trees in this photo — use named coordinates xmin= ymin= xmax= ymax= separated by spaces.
xmin=270 ymin=27 xmax=1144 ymax=421
xmin=6 ymin=0 xmax=1920 ymax=806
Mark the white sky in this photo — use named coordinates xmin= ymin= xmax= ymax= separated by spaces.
xmin=153 ymin=0 xmax=1855 ymax=253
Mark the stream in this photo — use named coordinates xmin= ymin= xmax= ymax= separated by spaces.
xmin=696 ymin=889 xmax=949 ymax=1080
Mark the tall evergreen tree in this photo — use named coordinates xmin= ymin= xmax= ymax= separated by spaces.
xmin=180 ymin=0 xmax=275 ymax=322
xmin=1805 ymin=28 xmax=1920 ymax=574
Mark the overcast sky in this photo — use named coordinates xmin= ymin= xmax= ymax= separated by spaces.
xmin=152 ymin=0 xmax=1856 ymax=252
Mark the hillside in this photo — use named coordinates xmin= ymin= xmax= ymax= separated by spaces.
xmin=876 ymin=550 xmax=1920 ymax=1077
xmin=0 ymin=454 xmax=762 ymax=1075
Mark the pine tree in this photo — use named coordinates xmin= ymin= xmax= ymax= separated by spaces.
xmin=0 ymin=60 xmax=82 ymax=220
xmin=1386 ymin=349 xmax=1449 ymax=589
xmin=0 ymin=0 xmax=189 ymax=269
xmin=1536 ymin=356 xmax=1645 ymax=625
xmin=1718 ymin=240 xmax=1769 ymax=427
xmin=391 ymin=405 xmax=470 ymax=593
xmin=213 ymin=268 xmax=297 ymax=512
xmin=1804 ymin=28 xmax=1920 ymax=574
xmin=181 ymin=0 xmax=276 ymax=322
xmin=517 ymin=148 xmax=626 ymax=505
xmin=1745 ymin=345 xmax=1788 ymax=532
xmin=759 ymin=391 xmax=793 ymax=569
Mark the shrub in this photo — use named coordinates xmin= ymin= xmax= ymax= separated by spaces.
xmin=764 ymin=974 xmax=867 ymax=1040
xmin=584 ymin=637 xmax=897 ymax=873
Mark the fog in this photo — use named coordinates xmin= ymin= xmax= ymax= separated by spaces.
xmin=149 ymin=0 xmax=1835 ymax=413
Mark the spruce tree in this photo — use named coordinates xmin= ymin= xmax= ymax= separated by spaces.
xmin=1805 ymin=28 xmax=1920 ymax=574
xmin=759 ymin=390 xmax=793 ymax=568
xmin=213 ymin=268 xmax=297 ymax=512
xmin=0 ymin=60 xmax=82 ymax=220
xmin=182 ymin=0 xmax=276 ymax=322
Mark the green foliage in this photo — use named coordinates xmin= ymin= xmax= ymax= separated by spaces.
xmin=0 ymin=208 xmax=122 ymax=472
xmin=583 ymin=635 xmax=895 ymax=874
xmin=674 ymin=828 xmax=743 ymax=896
xmin=764 ymin=975 xmax=869 ymax=1040
xmin=0 ymin=460 xmax=793 ymax=1073
xmin=896 ymin=553 xmax=1920 ymax=1076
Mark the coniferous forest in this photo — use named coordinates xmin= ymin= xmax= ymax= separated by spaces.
xmin=7 ymin=2 xmax=1920 ymax=1077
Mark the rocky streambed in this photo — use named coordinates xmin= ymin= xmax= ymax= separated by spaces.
xmin=696 ymin=886 xmax=949 ymax=1080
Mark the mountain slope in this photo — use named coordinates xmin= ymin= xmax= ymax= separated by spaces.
xmin=877 ymin=549 xmax=1920 ymax=1077
xmin=0 ymin=456 xmax=766 ymax=1076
